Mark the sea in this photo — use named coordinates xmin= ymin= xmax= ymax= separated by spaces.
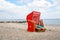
xmin=43 ymin=19 xmax=60 ymax=25
xmin=0 ymin=19 xmax=60 ymax=25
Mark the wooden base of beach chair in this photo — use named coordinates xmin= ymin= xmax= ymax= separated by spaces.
xmin=41 ymin=28 xmax=46 ymax=32
xmin=35 ymin=28 xmax=46 ymax=32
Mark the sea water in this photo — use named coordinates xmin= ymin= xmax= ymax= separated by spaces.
xmin=43 ymin=19 xmax=60 ymax=25
xmin=0 ymin=19 xmax=60 ymax=25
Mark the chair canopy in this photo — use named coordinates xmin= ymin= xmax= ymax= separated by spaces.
xmin=26 ymin=11 xmax=41 ymax=32
xmin=26 ymin=11 xmax=40 ymax=24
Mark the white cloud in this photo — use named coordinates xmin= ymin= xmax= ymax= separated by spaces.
xmin=28 ymin=0 xmax=60 ymax=19
xmin=27 ymin=0 xmax=53 ymax=19
xmin=0 ymin=0 xmax=31 ymax=19
xmin=28 ymin=0 xmax=52 ymax=9
xmin=53 ymin=0 xmax=60 ymax=6
xmin=0 ymin=0 xmax=60 ymax=19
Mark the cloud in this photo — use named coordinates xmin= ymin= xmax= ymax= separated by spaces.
xmin=29 ymin=0 xmax=60 ymax=19
xmin=28 ymin=0 xmax=52 ymax=9
xmin=6 ymin=0 xmax=33 ymax=5
xmin=0 ymin=0 xmax=18 ymax=9
xmin=27 ymin=0 xmax=53 ymax=19
xmin=0 ymin=0 xmax=60 ymax=19
xmin=42 ymin=0 xmax=60 ymax=19
xmin=0 ymin=0 xmax=31 ymax=19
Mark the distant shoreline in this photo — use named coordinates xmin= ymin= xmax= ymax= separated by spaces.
xmin=0 ymin=21 xmax=26 ymax=23
xmin=0 ymin=19 xmax=60 ymax=26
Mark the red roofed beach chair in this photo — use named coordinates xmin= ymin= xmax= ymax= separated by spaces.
xmin=26 ymin=11 xmax=46 ymax=32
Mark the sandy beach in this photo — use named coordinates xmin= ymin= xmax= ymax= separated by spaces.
xmin=0 ymin=23 xmax=60 ymax=40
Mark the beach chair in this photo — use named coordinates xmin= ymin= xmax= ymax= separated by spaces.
xmin=26 ymin=11 xmax=46 ymax=32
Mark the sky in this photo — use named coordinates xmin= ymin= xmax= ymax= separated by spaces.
xmin=0 ymin=0 xmax=60 ymax=19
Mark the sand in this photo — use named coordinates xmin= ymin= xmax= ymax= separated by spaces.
xmin=0 ymin=23 xmax=60 ymax=40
